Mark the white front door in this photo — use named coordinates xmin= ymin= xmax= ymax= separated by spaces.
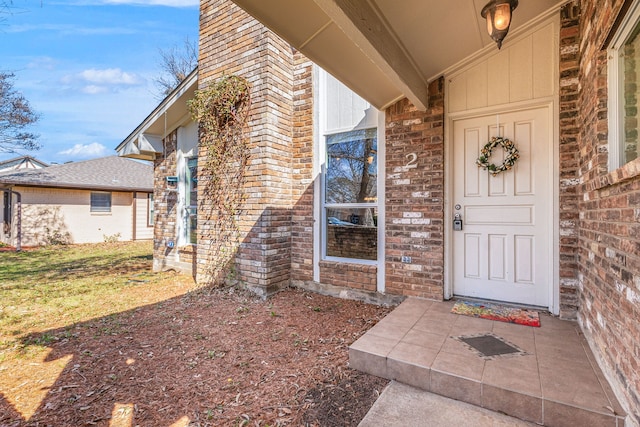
xmin=452 ymin=106 xmax=552 ymax=307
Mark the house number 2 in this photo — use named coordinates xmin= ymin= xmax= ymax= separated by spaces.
xmin=405 ymin=153 xmax=417 ymax=169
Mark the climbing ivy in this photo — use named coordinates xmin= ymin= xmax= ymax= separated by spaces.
xmin=187 ymin=74 xmax=251 ymax=285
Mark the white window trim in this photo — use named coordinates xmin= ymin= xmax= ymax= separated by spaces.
xmin=313 ymin=66 xmax=386 ymax=292
xmin=147 ymin=193 xmax=154 ymax=227
xmin=321 ymin=128 xmax=381 ymax=266
xmin=607 ymin=1 xmax=640 ymax=171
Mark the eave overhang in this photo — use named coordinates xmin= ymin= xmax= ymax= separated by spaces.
xmin=116 ymin=69 xmax=198 ymax=160
xmin=232 ymin=0 xmax=569 ymax=111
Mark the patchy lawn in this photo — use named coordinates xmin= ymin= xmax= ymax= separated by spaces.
xmin=0 ymin=242 xmax=390 ymax=426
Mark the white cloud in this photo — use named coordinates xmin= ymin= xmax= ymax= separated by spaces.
xmin=78 ymin=68 xmax=142 ymax=85
xmin=82 ymin=85 xmax=108 ymax=94
xmin=61 ymin=68 xmax=145 ymax=95
xmin=100 ymin=0 xmax=198 ymax=7
xmin=7 ymin=23 xmax=138 ymax=36
xmin=27 ymin=57 xmax=58 ymax=71
xmin=58 ymin=142 xmax=108 ymax=158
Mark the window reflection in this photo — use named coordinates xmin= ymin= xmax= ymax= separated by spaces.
xmin=623 ymin=21 xmax=640 ymax=164
xmin=186 ymin=157 xmax=198 ymax=245
xmin=326 ymin=129 xmax=377 ymax=204
xmin=326 ymin=208 xmax=377 ymax=261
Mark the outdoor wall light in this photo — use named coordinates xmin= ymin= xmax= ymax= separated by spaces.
xmin=481 ymin=0 xmax=518 ymax=49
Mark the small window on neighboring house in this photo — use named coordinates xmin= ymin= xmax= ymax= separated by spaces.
xmin=148 ymin=193 xmax=154 ymax=226
xmin=608 ymin=1 xmax=640 ymax=170
xmin=90 ymin=192 xmax=111 ymax=213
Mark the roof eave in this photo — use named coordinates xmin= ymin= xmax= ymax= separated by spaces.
xmin=116 ymin=68 xmax=198 ymax=156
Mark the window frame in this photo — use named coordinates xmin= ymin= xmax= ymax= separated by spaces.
xmin=184 ymin=156 xmax=198 ymax=245
xmin=321 ymin=127 xmax=381 ymax=264
xmin=147 ymin=193 xmax=154 ymax=227
xmin=608 ymin=0 xmax=640 ymax=171
xmin=90 ymin=191 xmax=112 ymax=213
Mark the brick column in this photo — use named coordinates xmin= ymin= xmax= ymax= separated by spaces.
xmin=290 ymin=53 xmax=314 ymax=284
xmin=152 ymin=130 xmax=180 ymax=272
xmin=558 ymin=2 xmax=581 ymax=319
xmin=197 ymin=0 xmax=295 ymax=296
xmin=384 ymin=78 xmax=445 ymax=299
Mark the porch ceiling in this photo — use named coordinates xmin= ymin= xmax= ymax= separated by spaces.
xmin=232 ymin=0 xmax=566 ymax=111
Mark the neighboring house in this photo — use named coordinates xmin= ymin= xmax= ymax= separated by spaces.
xmin=0 ymin=156 xmax=153 ymax=246
xmin=0 ymin=156 xmax=49 ymax=172
xmin=117 ymin=0 xmax=640 ymax=421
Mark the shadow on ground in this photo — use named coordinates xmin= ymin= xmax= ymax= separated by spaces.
xmin=0 ymin=287 xmax=390 ymax=426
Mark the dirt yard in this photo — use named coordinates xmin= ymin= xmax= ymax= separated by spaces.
xmin=0 ymin=244 xmax=392 ymax=426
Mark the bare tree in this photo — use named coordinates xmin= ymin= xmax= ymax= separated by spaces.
xmin=154 ymin=37 xmax=198 ymax=98
xmin=0 ymin=72 xmax=40 ymax=153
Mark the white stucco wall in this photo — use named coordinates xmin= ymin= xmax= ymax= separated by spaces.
xmin=7 ymin=186 xmax=151 ymax=246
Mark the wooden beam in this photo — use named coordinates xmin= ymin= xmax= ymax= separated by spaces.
xmin=313 ymin=0 xmax=428 ymax=110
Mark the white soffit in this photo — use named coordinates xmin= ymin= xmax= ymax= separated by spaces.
xmin=232 ymin=0 xmax=415 ymax=110
xmin=116 ymin=69 xmax=197 ymax=159
xmin=137 ymin=134 xmax=163 ymax=153
xmin=232 ymin=0 xmax=567 ymax=110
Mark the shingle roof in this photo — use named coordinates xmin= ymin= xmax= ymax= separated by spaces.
xmin=0 ymin=156 xmax=153 ymax=192
xmin=0 ymin=155 xmax=49 ymax=171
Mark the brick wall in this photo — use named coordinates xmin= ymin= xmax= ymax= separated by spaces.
xmin=319 ymin=261 xmax=377 ymax=292
xmin=558 ymin=3 xmax=581 ymax=319
xmin=197 ymin=0 xmax=295 ymax=296
xmin=152 ymin=129 xmax=176 ymax=270
xmin=290 ymin=53 xmax=314 ymax=284
xmin=576 ymin=0 xmax=640 ymax=421
xmin=384 ymin=78 xmax=445 ymax=299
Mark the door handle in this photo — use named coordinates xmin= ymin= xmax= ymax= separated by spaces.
xmin=453 ymin=213 xmax=463 ymax=231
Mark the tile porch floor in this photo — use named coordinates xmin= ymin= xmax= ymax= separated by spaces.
xmin=349 ymin=298 xmax=627 ymax=426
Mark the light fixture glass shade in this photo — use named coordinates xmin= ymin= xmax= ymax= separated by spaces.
xmin=493 ymin=3 xmax=511 ymax=30
xmin=481 ymin=0 xmax=518 ymax=49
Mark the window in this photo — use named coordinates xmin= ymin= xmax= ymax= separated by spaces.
xmin=324 ymin=128 xmax=378 ymax=261
xmin=147 ymin=193 xmax=154 ymax=226
xmin=185 ymin=157 xmax=198 ymax=244
xmin=90 ymin=192 xmax=111 ymax=213
xmin=608 ymin=1 xmax=640 ymax=170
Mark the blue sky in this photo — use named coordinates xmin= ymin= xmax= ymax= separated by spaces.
xmin=1 ymin=0 xmax=199 ymax=164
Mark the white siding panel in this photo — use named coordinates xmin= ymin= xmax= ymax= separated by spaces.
xmin=487 ymin=52 xmax=510 ymax=106
xmin=448 ymin=73 xmax=467 ymax=113
xmin=532 ymin=22 xmax=556 ymax=99
xmin=325 ymin=72 xmax=373 ymax=132
xmin=509 ymin=35 xmax=534 ymax=102
xmin=466 ymin=62 xmax=488 ymax=110
xmin=135 ymin=193 xmax=153 ymax=240
xmin=447 ymin=18 xmax=557 ymax=112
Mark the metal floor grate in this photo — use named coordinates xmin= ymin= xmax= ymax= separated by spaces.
xmin=457 ymin=333 xmax=527 ymax=359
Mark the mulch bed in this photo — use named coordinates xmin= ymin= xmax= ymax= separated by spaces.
xmin=0 ymin=286 xmax=392 ymax=426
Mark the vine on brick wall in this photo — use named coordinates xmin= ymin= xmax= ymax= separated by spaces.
xmin=187 ymin=75 xmax=251 ymax=285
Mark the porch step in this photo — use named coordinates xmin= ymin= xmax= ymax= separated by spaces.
xmin=349 ymin=298 xmax=626 ymax=426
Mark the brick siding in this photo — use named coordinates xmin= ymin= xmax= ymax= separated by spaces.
xmin=152 ymin=130 xmax=187 ymax=274
xmin=575 ymin=0 xmax=640 ymax=421
xmin=558 ymin=3 xmax=581 ymax=319
xmin=384 ymin=78 xmax=445 ymax=299
xmin=290 ymin=53 xmax=315 ymax=284
xmin=197 ymin=0 xmax=295 ymax=296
